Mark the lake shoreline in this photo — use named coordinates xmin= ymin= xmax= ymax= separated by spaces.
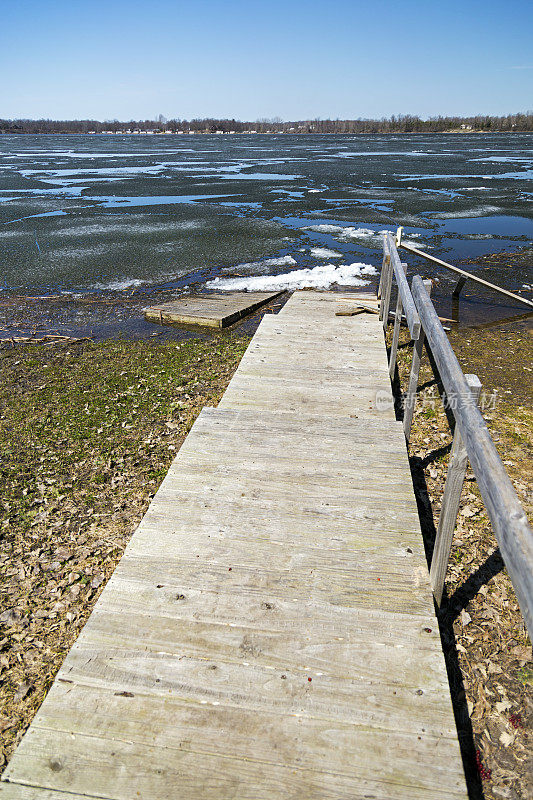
xmin=1 ymin=246 xmax=531 ymax=343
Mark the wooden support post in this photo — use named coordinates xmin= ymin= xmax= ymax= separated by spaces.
xmin=400 ymin=242 xmax=533 ymax=309
xmin=451 ymin=275 xmax=467 ymax=323
xmin=403 ymin=279 xmax=432 ymax=441
xmin=430 ymin=373 xmax=482 ymax=606
xmin=381 ymin=262 xmax=394 ymax=330
xmin=384 ymin=233 xmax=421 ymax=340
xmin=388 ymin=262 xmax=408 ymax=378
xmin=379 ymin=235 xmax=392 ymax=324
xmin=377 ymin=252 xmax=390 ymax=301
xmin=452 ymin=275 xmax=467 ymax=298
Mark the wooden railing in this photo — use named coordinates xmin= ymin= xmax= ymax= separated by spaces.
xmin=395 ymin=227 xmax=533 ymax=310
xmin=380 ymin=232 xmax=533 ymax=640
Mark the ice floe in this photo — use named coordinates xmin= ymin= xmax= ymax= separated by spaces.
xmin=432 ymin=206 xmax=501 ymax=219
xmin=207 ymin=262 xmax=377 ymax=292
xmin=310 ymin=247 xmax=343 ymax=259
xmin=304 ymin=225 xmax=425 ymax=248
xmin=221 ymin=255 xmax=297 ymax=274
xmin=92 ymin=278 xmax=145 ymax=290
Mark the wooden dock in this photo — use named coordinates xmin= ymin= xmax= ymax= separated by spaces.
xmin=144 ymin=291 xmax=283 ymax=328
xmin=2 ymin=291 xmax=468 ymax=799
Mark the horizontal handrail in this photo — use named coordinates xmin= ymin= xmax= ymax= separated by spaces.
xmin=411 ymin=275 xmax=533 ymax=639
xmin=385 ymin=233 xmax=421 ymax=339
xmin=400 ymin=241 xmax=533 ymax=310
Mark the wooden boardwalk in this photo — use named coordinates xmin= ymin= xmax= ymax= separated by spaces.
xmin=2 ymin=291 xmax=468 ymax=799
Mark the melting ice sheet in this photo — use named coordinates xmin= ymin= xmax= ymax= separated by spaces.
xmin=303 ymin=225 xmax=424 ymax=248
xmin=207 ymin=262 xmax=378 ymax=292
xmin=0 ymin=132 xmax=531 ymax=302
xmin=221 ymin=255 xmax=297 ymax=274
xmin=310 ymin=247 xmax=343 ymax=259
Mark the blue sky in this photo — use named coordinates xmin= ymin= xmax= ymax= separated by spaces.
xmin=1 ymin=0 xmax=532 ymax=120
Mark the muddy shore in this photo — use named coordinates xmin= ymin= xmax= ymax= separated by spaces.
xmin=1 ymin=246 xmax=531 ymax=345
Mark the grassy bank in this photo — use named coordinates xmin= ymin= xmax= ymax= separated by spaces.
xmin=0 ymin=334 xmax=250 ymax=764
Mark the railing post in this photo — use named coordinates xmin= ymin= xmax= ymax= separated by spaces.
xmin=388 ymin=262 xmax=408 ymax=378
xmin=403 ymin=279 xmax=432 ymax=441
xmin=381 ymin=261 xmax=394 ymax=330
xmin=451 ymin=275 xmax=467 ymax=324
xmin=430 ymin=373 xmax=482 ymax=606
xmin=379 ymin=237 xmax=393 ymax=323
xmin=395 ymin=226 xmax=403 ymax=248
xmin=452 ymin=275 xmax=467 ymax=298
xmin=377 ymin=252 xmax=390 ymax=301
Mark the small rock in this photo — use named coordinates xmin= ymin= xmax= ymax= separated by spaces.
xmin=499 ymin=730 xmax=515 ymax=746
xmin=460 ymin=506 xmax=475 ymax=518
xmin=0 ymin=609 xmax=23 ymax=626
xmin=13 ymin=682 xmax=31 ymax=702
xmin=460 ymin=609 xmax=472 ymax=626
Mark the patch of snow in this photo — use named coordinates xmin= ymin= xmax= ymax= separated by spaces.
xmin=207 ymin=262 xmax=377 ymax=292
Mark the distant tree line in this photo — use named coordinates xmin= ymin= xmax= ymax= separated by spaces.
xmin=1 ymin=113 xmax=532 ymax=134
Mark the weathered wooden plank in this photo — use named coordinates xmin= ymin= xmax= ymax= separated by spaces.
xmin=245 ymin=314 xmax=386 ymax=339
xmin=0 ymin=786 xmax=95 ymax=800
xmin=219 ymin=377 xmax=395 ymax=417
xmin=4 ymin=726 xmax=467 ymax=800
xmin=97 ymin=557 xmax=435 ymax=616
xmin=133 ymin=499 xmax=425 ymax=546
xmin=238 ymin=347 xmax=390 ymax=371
xmin=144 ymin=291 xmax=283 ymax=328
xmin=24 ymin=682 xmax=460 ymax=766
xmin=128 ymin=565 xmax=430 ymax=616
xmin=222 ymin=366 xmax=394 ymax=393
xmin=156 ymin=466 xmax=422 ymax=511
xmin=120 ymin=521 xmax=424 ymax=566
xmin=254 ymin=309 xmax=384 ymax=328
xmin=193 ymin=405 xmax=403 ymax=437
xmin=95 ymin=573 xmax=436 ymax=634
xmin=278 ymin=291 xmax=379 ymax=310
xmin=65 ymin=607 xmax=448 ymax=690
xmin=176 ymin=414 xmax=407 ymax=455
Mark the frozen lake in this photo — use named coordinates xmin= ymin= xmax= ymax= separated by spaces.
xmin=0 ymin=132 xmax=531 ymax=333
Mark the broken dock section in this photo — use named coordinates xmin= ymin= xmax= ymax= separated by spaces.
xmin=144 ymin=291 xmax=283 ymax=328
